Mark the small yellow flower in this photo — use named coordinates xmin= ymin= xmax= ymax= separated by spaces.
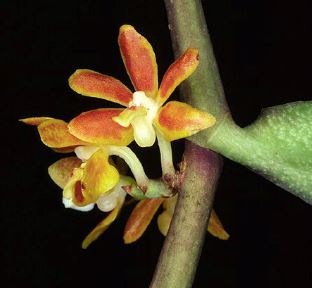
xmin=20 ymin=112 xmax=133 ymax=209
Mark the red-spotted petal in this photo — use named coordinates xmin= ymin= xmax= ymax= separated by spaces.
xmin=38 ymin=119 xmax=87 ymax=148
xmin=69 ymin=69 xmax=132 ymax=106
xmin=19 ymin=117 xmax=54 ymax=126
xmin=118 ymin=25 xmax=158 ymax=98
xmin=63 ymin=168 xmax=92 ymax=206
xmin=68 ymin=108 xmax=134 ymax=146
xmin=123 ymin=198 xmax=164 ymax=244
xmin=82 ymin=149 xmax=120 ymax=202
xmin=82 ymin=200 xmax=123 ymax=249
xmin=154 ymin=101 xmax=216 ymax=142
xmin=157 ymin=48 xmax=199 ymax=105
xmin=48 ymin=157 xmax=82 ymax=189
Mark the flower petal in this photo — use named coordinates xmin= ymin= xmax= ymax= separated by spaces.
xmin=19 ymin=116 xmax=54 ymax=126
xmin=157 ymin=195 xmax=177 ymax=236
xmin=157 ymin=210 xmax=172 ymax=236
xmin=68 ymin=69 xmax=132 ymax=106
xmin=123 ymin=198 xmax=164 ymax=244
xmin=82 ymin=149 xmax=120 ymax=202
xmin=48 ymin=157 xmax=82 ymax=189
xmin=38 ymin=119 xmax=87 ymax=148
xmin=157 ymin=48 xmax=199 ymax=105
xmin=68 ymin=108 xmax=134 ymax=146
xmin=118 ymin=25 xmax=158 ymax=97
xmin=207 ymin=210 xmax=230 ymax=240
xmin=52 ymin=146 xmax=77 ymax=153
xmin=82 ymin=200 xmax=123 ymax=249
xmin=155 ymin=101 xmax=216 ymax=142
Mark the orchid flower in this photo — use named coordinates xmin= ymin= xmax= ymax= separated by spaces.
xmin=123 ymin=195 xmax=229 ymax=244
xmin=48 ymin=156 xmax=135 ymax=248
xmin=68 ymin=25 xmax=216 ymax=176
xmin=20 ymin=113 xmax=150 ymax=210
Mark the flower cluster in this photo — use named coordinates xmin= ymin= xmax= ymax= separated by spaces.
xmin=21 ymin=25 xmax=228 ymax=248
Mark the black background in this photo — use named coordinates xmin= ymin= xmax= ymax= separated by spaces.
xmin=3 ymin=1 xmax=312 ymax=287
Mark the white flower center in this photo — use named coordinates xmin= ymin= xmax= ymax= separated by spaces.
xmin=129 ymin=91 xmax=160 ymax=147
xmin=130 ymin=91 xmax=159 ymax=121
xmin=62 ymin=198 xmax=95 ymax=212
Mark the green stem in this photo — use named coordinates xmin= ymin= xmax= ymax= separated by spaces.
xmin=150 ymin=1 xmax=229 ymax=287
xmin=150 ymin=142 xmax=222 ymax=288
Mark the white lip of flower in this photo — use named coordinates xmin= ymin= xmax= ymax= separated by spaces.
xmin=113 ymin=91 xmax=160 ymax=147
xmin=129 ymin=91 xmax=159 ymax=122
xmin=62 ymin=197 xmax=95 ymax=212
xmin=126 ymin=91 xmax=160 ymax=147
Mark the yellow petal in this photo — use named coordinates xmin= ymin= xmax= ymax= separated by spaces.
xmin=68 ymin=69 xmax=132 ymax=106
xmin=48 ymin=157 xmax=82 ymax=189
xmin=155 ymin=101 xmax=216 ymax=142
xmin=19 ymin=116 xmax=54 ymax=126
xmin=82 ymin=200 xmax=123 ymax=249
xmin=123 ymin=198 xmax=164 ymax=244
xmin=157 ymin=195 xmax=177 ymax=236
xmin=162 ymin=194 xmax=177 ymax=214
xmin=157 ymin=210 xmax=172 ymax=236
xmin=118 ymin=25 xmax=158 ymax=98
xmin=38 ymin=119 xmax=86 ymax=148
xmin=207 ymin=210 xmax=230 ymax=240
xmin=69 ymin=108 xmax=134 ymax=146
xmin=82 ymin=149 xmax=119 ymax=202
xmin=156 ymin=48 xmax=199 ymax=105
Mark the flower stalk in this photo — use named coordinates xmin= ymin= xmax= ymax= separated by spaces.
xmin=150 ymin=0 xmax=230 ymax=287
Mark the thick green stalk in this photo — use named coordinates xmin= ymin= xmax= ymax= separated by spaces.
xmin=164 ymin=0 xmax=230 ymax=131
xmin=150 ymin=142 xmax=222 ymax=288
xmin=150 ymin=1 xmax=229 ymax=287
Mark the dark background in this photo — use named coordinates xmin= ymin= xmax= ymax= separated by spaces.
xmin=3 ymin=0 xmax=312 ymax=287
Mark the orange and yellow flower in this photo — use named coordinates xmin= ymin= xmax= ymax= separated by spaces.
xmin=20 ymin=112 xmax=134 ymax=210
xmin=48 ymin=156 xmax=135 ymax=248
xmin=68 ymin=25 xmax=216 ymax=148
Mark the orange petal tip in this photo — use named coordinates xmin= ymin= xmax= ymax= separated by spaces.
xmin=69 ymin=108 xmax=134 ymax=146
xmin=69 ymin=69 xmax=132 ymax=106
xmin=82 ymin=202 xmax=122 ymax=249
xmin=207 ymin=210 xmax=230 ymax=240
xmin=155 ymin=101 xmax=216 ymax=142
xmin=38 ymin=119 xmax=86 ymax=148
xmin=118 ymin=25 xmax=158 ymax=97
xmin=157 ymin=48 xmax=199 ymax=105
xmin=19 ymin=117 xmax=54 ymax=126
xmin=123 ymin=198 xmax=164 ymax=244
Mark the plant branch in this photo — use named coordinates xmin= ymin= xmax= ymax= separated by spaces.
xmin=150 ymin=1 xmax=230 ymax=287
xmin=150 ymin=142 xmax=222 ymax=288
